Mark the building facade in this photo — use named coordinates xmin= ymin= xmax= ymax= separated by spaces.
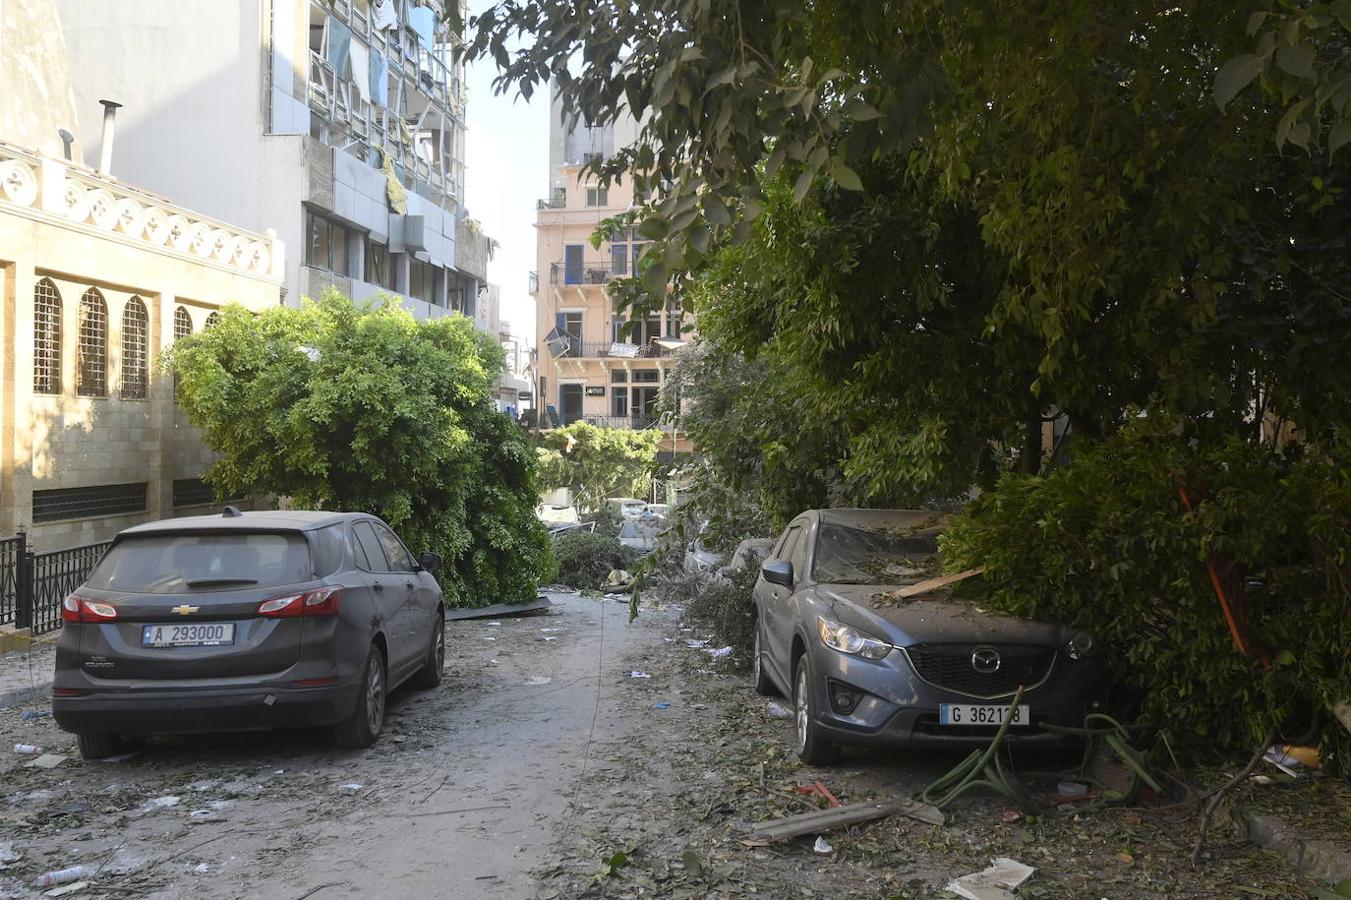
xmin=56 ymin=0 xmax=491 ymax=321
xmin=532 ymin=97 xmax=690 ymax=453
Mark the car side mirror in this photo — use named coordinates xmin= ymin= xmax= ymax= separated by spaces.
xmin=417 ymin=551 xmax=443 ymax=574
xmin=761 ymin=560 xmax=793 ymax=587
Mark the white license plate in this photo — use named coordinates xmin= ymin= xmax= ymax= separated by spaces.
xmin=938 ymin=703 xmax=1030 ymax=727
xmin=142 ymin=623 xmax=235 ymax=647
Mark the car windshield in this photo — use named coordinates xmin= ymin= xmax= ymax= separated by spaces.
xmin=811 ymin=523 xmax=941 ymax=584
xmin=86 ymin=532 xmax=312 ymax=593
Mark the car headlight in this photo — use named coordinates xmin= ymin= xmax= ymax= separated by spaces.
xmin=1066 ymin=630 xmax=1096 ymax=660
xmin=818 ymin=618 xmax=893 ymax=660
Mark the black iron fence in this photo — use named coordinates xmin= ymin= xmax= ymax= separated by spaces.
xmin=0 ymin=532 xmax=110 ymax=635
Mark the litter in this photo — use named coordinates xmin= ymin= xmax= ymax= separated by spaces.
xmin=138 ymin=796 xmax=181 ymax=812
xmin=25 ymin=754 xmax=67 ymax=769
xmin=43 ymin=882 xmax=87 ymax=897
xmin=484 ymin=636 xmax=497 ymax=642
xmin=766 ymin=702 xmax=792 ymax=719
xmin=338 ymin=783 xmax=364 ymax=793
xmin=100 ymin=751 xmax=139 ymax=764
xmin=945 ymin=857 xmax=1035 ymax=900
xmin=1057 ymin=781 xmax=1089 ymax=801
xmin=537 ymin=636 xmax=557 ymax=642
xmin=794 ymin=781 xmax=842 ymax=808
xmin=628 ymin=671 xmax=651 ymax=679
xmin=654 ymin=701 xmax=671 ymax=709
xmin=813 ymin=836 xmax=833 ymax=855
xmin=50 ymin=801 xmax=91 ymax=817
xmin=684 ymin=639 xmax=709 ymax=649
xmin=541 ymin=627 xmax=562 ymax=633
xmin=444 ymin=596 xmax=554 ymax=619
xmin=486 ymin=621 xmax=502 ymax=627
xmin=20 ymin=710 xmax=50 ymax=720
xmin=523 ymin=676 xmax=552 ymax=686
xmin=14 ymin=743 xmax=42 ymax=754
xmin=193 ymin=863 xmax=210 ymax=875
xmin=704 ymin=646 xmax=734 ymax=659
xmin=33 ymin=866 xmax=92 ymax=888
xmin=0 ymin=841 xmax=20 ymax=866
xmin=747 ymin=796 xmax=943 ymax=842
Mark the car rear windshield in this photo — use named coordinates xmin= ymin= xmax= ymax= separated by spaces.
xmin=811 ymin=523 xmax=941 ymax=584
xmin=86 ymin=532 xmax=313 ymax=594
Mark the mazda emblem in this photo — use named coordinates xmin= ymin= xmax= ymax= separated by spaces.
xmin=970 ymin=646 xmax=1001 ymax=674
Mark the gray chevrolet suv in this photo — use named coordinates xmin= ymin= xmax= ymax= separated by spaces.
xmin=52 ymin=509 xmax=446 ymax=759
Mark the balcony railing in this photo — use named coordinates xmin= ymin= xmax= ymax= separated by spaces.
xmin=550 ymin=259 xmax=632 ymax=285
xmin=556 ymin=414 xmax=659 ymax=430
xmin=551 ymin=339 xmax=675 ymax=359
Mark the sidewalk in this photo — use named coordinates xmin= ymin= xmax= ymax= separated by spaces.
xmin=0 ymin=640 xmax=55 ymax=709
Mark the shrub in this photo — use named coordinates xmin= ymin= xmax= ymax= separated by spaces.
xmin=944 ymin=417 xmax=1351 ymax=770
xmin=552 ymin=530 xmax=636 ymax=589
xmin=681 ymin=565 xmax=761 ymax=669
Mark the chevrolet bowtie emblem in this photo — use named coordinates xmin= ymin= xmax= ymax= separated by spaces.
xmin=170 ymin=605 xmax=199 ymax=616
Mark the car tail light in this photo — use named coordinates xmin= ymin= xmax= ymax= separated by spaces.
xmin=61 ymin=595 xmax=118 ymax=623
xmin=257 ymin=586 xmax=341 ymax=618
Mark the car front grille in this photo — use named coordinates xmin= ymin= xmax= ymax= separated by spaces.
xmin=903 ymin=644 xmax=1057 ymax=699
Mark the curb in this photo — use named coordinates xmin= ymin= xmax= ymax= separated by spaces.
xmin=0 ymin=682 xmax=51 ymax=710
xmin=1242 ymin=809 xmax=1351 ymax=884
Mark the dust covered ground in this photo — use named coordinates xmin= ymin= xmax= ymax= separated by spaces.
xmin=0 ymin=590 xmax=1333 ymax=899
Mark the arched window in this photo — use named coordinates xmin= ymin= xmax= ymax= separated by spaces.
xmin=173 ymin=306 xmax=193 ymax=340
xmin=121 ymin=297 xmax=149 ymax=400
xmin=204 ymin=311 xmax=220 ymax=329
xmin=33 ymin=278 xmax=62 ymax=395
xmin=76 ymin=288 xmax=108 ymax=397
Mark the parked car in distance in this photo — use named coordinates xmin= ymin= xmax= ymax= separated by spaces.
xmin=719 ymin=538 xmax=775 ymax=580
xmin=617 ymin=519 xmax=661 ymax=555
xmin=644 ymin=503 xmax=670 ymax=520
xmin=751 ymin=509 xmax=1104 ymax=764
xmin=547 ymin=521 xmax=597 ymax=537
xmin=683 ymin=524 xmax=728 ymax=576
xmin=605 ymin=497 xmax=650 ymax=520
xmin=52 ymin=508 xmax=446 ymax=759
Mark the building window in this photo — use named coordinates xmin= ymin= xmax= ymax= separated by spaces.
xmin=205 ymin=311 xmax=221 ymax=329
xmin=304 ymin=209 xmax=351 ymax=276
xmin=409 ymin=258 xmax=435 ymax=303
xmin=121 ymin=296 xmax=149 ymax=400
xmin=33 ymin=278 xmax=61 ymax=395
xmin=610 ymin=368 xmax=627 ymax=383
xmin=586 ymin=187 xmax=608 ymax=207
xmin=610 ymin=243 xmax=628 ymax=276
xmin=77 ymin=288 xmax=108 ymax=397
xmin=32 ymin=482 xmax=147 ymax=523
xmin=611 ymin=387 xmax=628 ymax=417
xmin=632 ymin=369 xmax=660 ymax=383
xmin=173 ymin=306 xmax=193 ymax=340
xmin=366 ymin=239 xmax=396 ymax=290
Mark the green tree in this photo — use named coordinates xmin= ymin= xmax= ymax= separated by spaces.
xmin=167 ymin=291 xmax=553 ymax=607
xmin=534 ymin=421 xmax=661 ymax=514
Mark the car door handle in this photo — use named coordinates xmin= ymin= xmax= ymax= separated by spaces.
xmin=373 ymin=582 xmax=384 ymax=593
xmin=404 ymin=580 xmax=415 ymax=590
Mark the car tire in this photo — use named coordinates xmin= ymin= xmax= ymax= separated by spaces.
xmin=793 ymin=650 xmax=841 ymax=766
xmin=76 ymin=733 xmax=125 ymax=760
xmin=334 ymin=643 xmax=386 ymax=750
xmin=409 ymin=613 xmax=445 ymax=690
xmin=751 ymin=613 xmax=776 ymax=697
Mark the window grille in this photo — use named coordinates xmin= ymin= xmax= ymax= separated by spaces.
xmin=205 ymin=311 xmax=221 ymax=329
xmin=121 ymin=297 xmax=149 ymax=400
xmin=32 ymin=482 xmax=147 ymax=523
xmin=76 ymin=288 xmax=108 ymax=397
xmin=174 ymin=306 xmax=193 ymax=340
xmin=33 ymin=278 xmax=62 ymax=395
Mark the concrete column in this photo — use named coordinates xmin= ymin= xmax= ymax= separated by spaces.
xmin=37 ymin=158 xmax=66 ymax=215
xmin=1 ymin=258 xmax=37 ymax=534
xmin=148 ymin=292 xmax=171 ymax=521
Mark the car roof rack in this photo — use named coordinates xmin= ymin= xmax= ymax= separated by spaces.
xmin=222 ymin=505 xmax=243 ymax=518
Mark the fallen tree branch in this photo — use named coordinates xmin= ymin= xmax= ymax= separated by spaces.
xmin=1191 ymin=726 xmax=1278 ymax=865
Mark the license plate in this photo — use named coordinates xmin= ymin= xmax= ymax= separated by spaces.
xmin=141 ymin=623 xmax=235 ymax=647
xmin=938 ymin=703 xmax=1030 ymax=727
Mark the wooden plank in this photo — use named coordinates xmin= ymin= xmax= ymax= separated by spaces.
xmin=747 ymin=797 xmax=943 ymax=842
xmin=444 ymin=596 xmax=553 ymax=621
xmin=889 ymin=567 xmax=986 ymax=600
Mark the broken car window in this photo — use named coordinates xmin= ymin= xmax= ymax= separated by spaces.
xmin=810 ymin=523 xmax=940 ymax=585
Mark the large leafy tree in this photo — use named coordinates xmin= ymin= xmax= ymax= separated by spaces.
xmin=168 ymin=292 xmax=553 ymax=607
xmin=534 ymin=421 xmax=662 ymax=514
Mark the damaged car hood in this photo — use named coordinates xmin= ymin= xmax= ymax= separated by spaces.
xmin=816 ymin=583 xmax=1072 ymax=647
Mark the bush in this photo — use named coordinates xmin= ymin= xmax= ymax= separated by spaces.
xmin=552 ymin=530 xmax=636 ymax=589
xmin=944 ymin=417 xmax=1351 ymax=770
xmin=671 ymin=564 xmax=762 ymax=670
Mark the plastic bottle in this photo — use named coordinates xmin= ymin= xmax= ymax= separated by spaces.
xmin=13 ymin=743 xmax=41 ymax=754
xmin=33 ymin=865 xmax=93 ymax=888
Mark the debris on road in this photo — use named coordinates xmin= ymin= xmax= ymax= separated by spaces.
xmin=14 ymin=742 xmax=42 ymax=754
xmin=765 ymin=702 xmax=792 ymax=720
xmin=628 ymin=671 xmax=651 ymax=678
xmin=654 ymin=701 xmax=671 ymax=709
xmin=43 ymin=881 xmax=88 ymax=897
xmin=684 ymin=639 xmax=710 ymax=649
xmin=794 ymin=781 xmax=842 ymax=808
xmin=0 ymin=841 xmax=20 ymax=868
xmin=945 ymin=857 xmax=1035 ymax=900
xmin=19 ymin=709 xmax=50 ymax=720
xmin=138 ymin=796 xmax=181 ymax=813
xmin=523 ymin=676 xmax=552 ymax=686
xmin=1056 ymin=781 xmax=1089 ymax=801
xmin=33 ymin=865 xmax=93 ymax=889
xmin=747 ymin=796 xmax=944 ymax=843
xmin=704 ymin=646 xmax=734 ymax=659
xmin=338 ymin=783 xmax=364 ymax=793
xmin=812 ymin=836 xmax=833 ymax=855
xmin=444 ymin=596 xmax=554 ymax=620
xmin=25 ymin=753 xmax=67 ymax=769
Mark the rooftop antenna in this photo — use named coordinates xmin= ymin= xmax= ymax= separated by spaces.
xmin=58 ymin=129 xmax=74 ymax=161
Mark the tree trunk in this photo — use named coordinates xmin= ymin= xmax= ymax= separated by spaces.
xmin=1021 ymin=393 xmax=1043 ymax=475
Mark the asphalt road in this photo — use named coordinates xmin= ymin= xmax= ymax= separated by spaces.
xmin=0 ymin=592 xmax=667 ymax=899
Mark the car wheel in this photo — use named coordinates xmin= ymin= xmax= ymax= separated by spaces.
xmin=793 ymin=651 xmax=841 ymax=766
xmin=752 ymin=614 xmax=776 ymax=697
xmin=410 ymin=614 xmax=445 ymax=690
xmin=334 ymin=643 xmax=386 ymax=750
xmin=76 ymin=733 xmax=126 ymax=760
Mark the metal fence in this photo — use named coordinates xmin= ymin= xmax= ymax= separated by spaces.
xmin=0 ymin=532 xmax=110 ymax=635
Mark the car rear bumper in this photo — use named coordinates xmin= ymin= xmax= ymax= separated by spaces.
xmin=52 ymin=681 xmax=361 ymax=736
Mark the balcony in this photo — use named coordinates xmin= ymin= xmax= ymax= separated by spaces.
xmin=550 ymin=258 xmax=630 ymax=286
xmin=550 ymin=339 xmax=675 ymax=360
xmin=555 ymin=413 xmax=660 ymax=430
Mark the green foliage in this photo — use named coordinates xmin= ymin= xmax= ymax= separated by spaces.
xmin=535 ymin=421 xmax=661 ymax=514
xmin=944 ymin=417 xmax=1351 ymax=769
xmin=166 ymin=292 xmax=553 ymax=607
xmin=551 ymin=530 xmax=636 ymax=590
xmin=680 ymin=565 xmax=762 ymax=670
